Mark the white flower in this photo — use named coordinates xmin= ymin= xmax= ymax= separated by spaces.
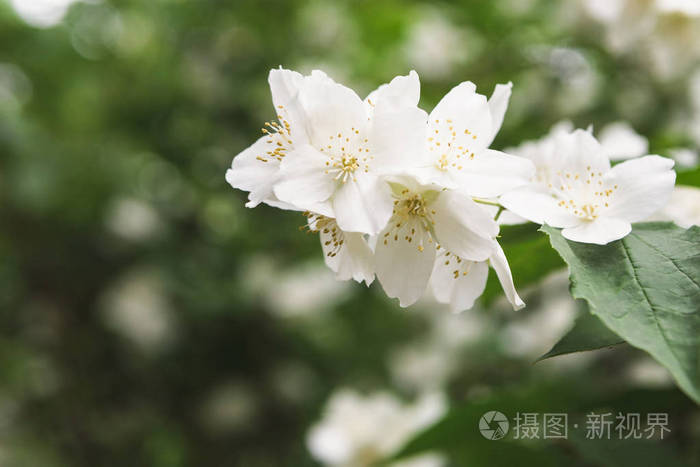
xmin=273 ymin=70 xmax=426 ymax=235
xmin=374 ymin=177 xmax=499 ymax=307
xmin=598 ymin=121 xmax=649 ymax=161
xmin=430 ymin=242 xmax=524 ymax=313
xmin=412 ymin=81 xmax=535 ymax=197
xmin=501 ymin=129 xmax=676 ymax=245
xmin=307 ymin=389 xmax=446 ymax=467
xmin=579 ymin=0 xmax=700 ymax=78
xmin=649 ymin=185 xmax=700 ymax=228
xmin=226 ymin=68 xmax=312 ymax=211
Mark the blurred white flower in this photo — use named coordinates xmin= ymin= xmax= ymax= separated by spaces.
xmin=649 ymin=185 xmax=700 ymax=228
xmin=105 ymin=196 xmax=162 ymax=242
xmin=307 ymin=389 xmax=446 ymax=467
xmin=403 ymin=10 xmax=475 ymax=80
xmin=9 ymin=0 xmax=91 ymax=28
xmin=501 ymin=129 xmax=676 ymax=244
xmin=501 ymin=271 xmax=578 ymax=358
xmin=598 ymin=121 xmax=649 ymax=160
xmin=100 ymin=268 xmax=175 ymax=352
xmin=199 ymin=381 xmax=259 ymax=434
xmin=579 ymin=0 xmax=700 ymax=78
xmin=667 ymin=147 xmax=699 ymax=168
xmin=625 ymin=356 xmax=674 ymax=388
xmin=267 ymin=262 xmax=352 ymax=317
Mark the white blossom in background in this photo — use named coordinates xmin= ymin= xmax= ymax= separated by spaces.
xmin=307 ymin=389 xmax=446 ymax=467
xmin=598 ymin=121 xmax=649 ymax=160
xmin=105 ymin=196 xmax=162 ymax=242
xmin=501 ymin=271 xmax=578 ymax=358
xmin=501 ymin=128 xmax=676 ymax=244
xmin=667 ymin=148 xmax=699 ymax=169
xmin=403 ymin=10 xmax=474 ymax=80
xmin=9 ymin=0 xmax=92 ymax=28
xmin=266 ymin=262 xmax=352 ymax=317
xmin=649 ymin=185 xmax=700 ymax=228
xmin=99 ymin=268 xmax=175 ymax=352
xmin=578 ymin=0 xmax=700 ymax=78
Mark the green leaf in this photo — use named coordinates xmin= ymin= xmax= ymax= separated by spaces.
xmin=538 ymin=309 xmax=625 ymax=362
xmin=567 ymin=431 xmax=691 ymax=467
xmin=542 ymin=223 xmax=700 ymax=403
xmin=483 ymin=223 xmax=565 ymax=305
xmin=676 ymin=167 xmax=700 ymax=188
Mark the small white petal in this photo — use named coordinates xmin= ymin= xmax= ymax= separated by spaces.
xmin=604 ymin=155 xmax=676 ymax=223
xmin=431 ymin=191 xmax=497 ymax=262
xmin=431 ymin=255 xmax=489 ymax=313
xmin=321 ymin=228 xmax=375 ymax=285
xmin=364 ymin=70 xmax=420 ymax=114
xmin=561 ymin=217 xmax=632 ymax=245
xmin=375 ymin=223 xmax=436 ymax=307
xmin=268 ymin=68 xmax=304 ymax=112
xmin=332 ymin=175 xmax=393 ymax=235
xmin=500 ymin=187 xmax=580 ymax=228
xmin=489 ymin=243 xmax=525 ymax=310
xmin=452 ymin=149 xmax=535 ymax=198
xmin=274 ymin=144 xmax=337 ymax=211
xmin=226 ymin=136 xmax=281 ymax=208
xmin=429 ymin=81 xmax=492 ymax=154
xmin=485 ymin=82 xmax=513 ymax=146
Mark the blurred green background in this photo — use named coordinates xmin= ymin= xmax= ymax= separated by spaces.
xmin=0 ymin=0 xmax=699 ymax=466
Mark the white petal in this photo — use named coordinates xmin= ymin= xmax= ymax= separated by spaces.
xmin=453 ymin=149 xmax=535 ymax=198
xmin=561 ymin=217 xmax=632 ymax=245
xmin=375 ymin=222 xmax=436 ymax=307
xmin=332 ymin=175 xmax=393 ymax=235
xmin=604 ymin=155 xmax=676 ymax=223
xmin=364 ymin=70 xmax=420 ymax=114
xmin=268 ymin=68 xmax=304 ymax=111
xmin=489 ymin=243 xmax=525 ymax=310
xmin=321 ymin=229 xmax=375 ymax=285
xmin=555 ymin=129 xmax=611 ymax=174
xmin=296 ymin=72 xmax=367 ymax=147
xmin=431 ymin=191 xmax=497 ymax=262
xmin=450 ymin=261 xmax=489 ymax=313
xmin=226 ymin=136 xmax=281 ymax=208
xmin=371 ymin=106 xmax=429 ymax=173
xmin=485 ymin=82 xmax=513 ymax=146
xmin=274 ymin=144 xmax=336 ymax=211
xmin=500 ymin=187 xmax=581 ymax=227
xmin=429 ymin=81 xmax=493 ymax=154
xmin=431 ymin=254 xmax=489 ymax=313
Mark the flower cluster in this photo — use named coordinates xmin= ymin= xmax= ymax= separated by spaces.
xmin=226 ymin=68 xmax=676 ymax=311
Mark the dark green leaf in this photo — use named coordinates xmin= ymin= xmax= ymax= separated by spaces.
xmin=538 ymin=309 xmax=625 ymax=362
xmin=676 ymin=167 xmax=700 ymax=188
xmin=542 ymin=223 xmax=700 ymax=403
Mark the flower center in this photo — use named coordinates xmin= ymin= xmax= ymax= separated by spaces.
xmin=257 ymin=106 xmax=293 ymax=163
xmin=550 ymin=166 xmax=619 ymax=221
xmin=429 ymin=118 xmax=477 ymax=172
xmin=382 ymin=189 xmax=437 ymax=252
xmin=321 ymin=128 xmax=372 ymax=183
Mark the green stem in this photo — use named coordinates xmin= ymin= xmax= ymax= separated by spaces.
xmin=472 ymin=198 xmax=501 ymax=207
xmin=494 ymin=206 xmax=505 ymax=221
